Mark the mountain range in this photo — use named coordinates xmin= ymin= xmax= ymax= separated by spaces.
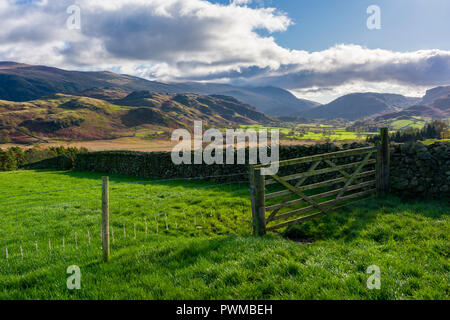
xmin=374 ymin=86 xmax=450 ymax=122
xmin=299 ymin=93 xmax=422 ymax=120
xmin=2 ymin=61 xmax=448 ymax=122
xmin=0 ymin=62 xmax=318 ymax=116
xmin=0 ymin=91 xmax=272 ymax=143
xmin=0 ymin=61 xmax=449 ymax=144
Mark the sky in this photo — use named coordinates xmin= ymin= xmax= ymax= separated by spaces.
xmin=0 ymin=0 xmax=449 ymax=103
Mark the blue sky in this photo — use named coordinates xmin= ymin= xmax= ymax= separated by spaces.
xmin=1 ymin=0 xmax=450 ymax=103
xmin=210 ymin=0 xmax=450 ymax=52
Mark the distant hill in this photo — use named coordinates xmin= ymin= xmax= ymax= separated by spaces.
xmin=299 ymin=93 xmax=420 ymax=120
xmin=350 ymin=86 xmax=450 ymax=132
xmin=375 ymin=86 xmax=450 ymax=122
xmin=0 ymin=62 xmax=178 ymax=102
xmin=0 ymin=92 xmax=272 ymax=144
xmin=420 ymin=86 xmax=450 ymax=105
xmin=174 ymin=84 xmax=321 ymax=116
xmin=375 ymin=105 xmax=448 ymax=122
xmin=114 ymin=91 xmax=272 ymax=125
xmin=0 ymin=62 xmax=319 ymax=116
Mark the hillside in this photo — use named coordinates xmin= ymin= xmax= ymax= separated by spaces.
xmin=375 ymin=105 xmax=449 ymax=122
xmin=421 ymin=86 xmax=450 ymax=105
xmin=174 ymin=83 xmax=321 ymax=116
xmin=375 ymin=86 xmax=450 ymax=122
xmin=115 ymin=91 xmax=272 ymax=125
xmin=299 ymin=93 xmax=420 ymax=120
xmin=0 ymin=62 xmax=318 ymax=116
xmin=349 ymin=87 xmax=450 ymax=131
xmin=0 ymin=92 xmax=272 ymax=144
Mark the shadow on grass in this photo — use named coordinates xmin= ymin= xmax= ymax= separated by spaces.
xmin=101 ymin=236 xmax=253 ymax=276
xmin=51 ymin=169 xmax=250 ymax=193
xmin=25 ymin=170 xmax=449 ymax=245
xmin=282 ymin=195 xmax=449 ymax=243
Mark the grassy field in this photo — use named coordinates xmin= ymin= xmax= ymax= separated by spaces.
xmin=421 ymin=139 xmax=450 ymax=145
xmin=240 ymin=124 xmax=377 ymax=142
xmin=0 ymin=170 xmax=448 ymax=300
xmin=389 ymin=117 xmax=427 ymax=130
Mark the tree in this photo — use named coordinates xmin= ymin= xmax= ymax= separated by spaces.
xmin=8 ymin=147 xmax=26 ymax=166
xmin=367 ymin=121 xmax=449 ymax=144
xmin=0 ymin=149 xmax=17 ymax=171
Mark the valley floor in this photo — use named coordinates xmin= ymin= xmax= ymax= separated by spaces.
xmin=0 ymin=170 xmax=448 ymax=300
xmin=1 ymin=136 xmax=360 ymax=152
xmin=1 ymin=137 xmax=180 ymax=152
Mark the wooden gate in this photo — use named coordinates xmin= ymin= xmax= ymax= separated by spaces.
xmin=250 ymin=128 xmax=389 ymax=236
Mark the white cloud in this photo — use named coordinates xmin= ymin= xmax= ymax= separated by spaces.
xmin=0 ymin=0 xmax=449 ymax=101
xmin=290 ymin=81 xmax=429 ymax=105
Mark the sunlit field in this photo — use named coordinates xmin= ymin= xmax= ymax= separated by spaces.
xmin=240 ymin=124 xmax=377 ymax=142
xmin=0 ymin=170 xmax=448 ymax=300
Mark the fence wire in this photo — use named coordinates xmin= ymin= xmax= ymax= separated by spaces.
xmin=0 ymin=175 xmax=252 ymax=267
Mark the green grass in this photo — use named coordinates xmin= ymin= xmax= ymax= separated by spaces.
xmin=240 ymin=124 xmax=377 ymax=142
xmin=288 ymin=130 xmax=374 ymax=142
xmin=390 ymin=119 xmax=426 ymax=131
xmin=240 ymin=124 xmax=292 ymax=135
xmin=0 ymin=170 xmax=448 ymax=300
xmin=421 ymin=139 xmax=450 ymax=145
xmin=135 ymin=129 xmax=167 ymax=140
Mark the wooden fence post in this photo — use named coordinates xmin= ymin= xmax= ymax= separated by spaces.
xmin=102 ymin=176 xmax=110 ymax=262
xmin=376 ymin=128 xmax=390 ymax=195
xmin=250 ymin=166 xmax=266 ymax=236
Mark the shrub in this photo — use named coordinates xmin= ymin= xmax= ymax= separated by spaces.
xmin=0 ymin=146 xmax=87 ymax=171
xmin=0 ymin=148 xmax=18 ymax=171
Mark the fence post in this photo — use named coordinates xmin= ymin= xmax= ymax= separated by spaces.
xmin=250 ymin=166 xmax=266 ymax=236
xmin=102 ymin=176 xmax=110 ymax=262
xmin=376 ymin=128 xmax=390 ymax=196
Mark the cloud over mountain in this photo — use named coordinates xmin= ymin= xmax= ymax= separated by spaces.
xmin=1 ymin=0 xmax=449 ymax=102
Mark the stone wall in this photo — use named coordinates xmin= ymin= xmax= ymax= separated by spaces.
xmin=73 ymin=143 xmax=368 ymax=182
xmin=390 ymin=142 xmax=449 ymax=199
xmin=20 ymin=140 xmax=449 ymax=199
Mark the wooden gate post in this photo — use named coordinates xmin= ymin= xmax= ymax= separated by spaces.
xmin=376 ymin=128 xmax=390 ymax=195
xmin=250 ymin=166 xmax=266 ymax=236
xmin=102 ymin=176 xmax=110 ymax=262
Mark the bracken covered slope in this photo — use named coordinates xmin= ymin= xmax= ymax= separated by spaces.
xmin=0 ymin=92 xmax=273 ymax=143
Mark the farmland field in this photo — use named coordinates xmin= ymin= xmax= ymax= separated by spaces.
xmin=389 ymin=118 xmax=427 ymax=130
xmin=240 ymin=124 xmax=378 ymax=142
xmin=3 ymin=118 xmax=431 ymax=154
xmin=0 ymin=170 xmax=449 ymax=300
xmin=421 ymin=139 xmax=450 ymax=145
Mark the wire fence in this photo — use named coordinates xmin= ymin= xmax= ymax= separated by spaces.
xmin=0 ymin=174 xmax=253 ymax=267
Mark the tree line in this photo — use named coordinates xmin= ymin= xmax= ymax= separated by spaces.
xmin=366 ymin=121 xmax=449 ymax=144
xmin=0 ymin=146 xmax=87 ymax=171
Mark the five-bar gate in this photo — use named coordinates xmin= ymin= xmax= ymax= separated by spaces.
xmin=250 ymin=128 xmax=390 ymax=236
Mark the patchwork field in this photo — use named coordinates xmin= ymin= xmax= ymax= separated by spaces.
xmin=2 ymin=117 xmax=439 ymax=153
xmin=241 ymin=124 xmax=378 ymax=143
xmin=0 ymin=170 xmax=448 ymax=300
xmin=389 ymin=117 xmax=427 ymax=130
